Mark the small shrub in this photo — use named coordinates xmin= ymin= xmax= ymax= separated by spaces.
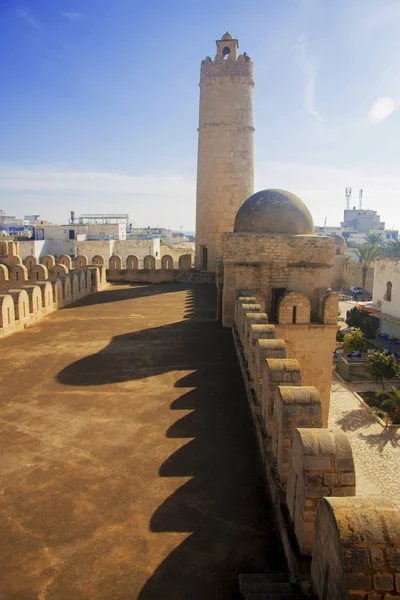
xmin=343 ymin=328 xmax=366 ymax=353
xmin=366 ymin=351 xmax=400 ymax=388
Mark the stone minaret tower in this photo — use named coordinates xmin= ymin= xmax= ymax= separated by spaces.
xmin=195 ymin=32 xmax=254 ymax=272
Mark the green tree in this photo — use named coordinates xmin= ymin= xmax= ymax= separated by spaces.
xmin=345 ymin=307 xmax=377 ymax=339
xmin=388 ymin=239 xmax=400 ymax=258
xmin=336 ymin=329 xmax=345 ymax=342
xmin=366 ymin=351 xmax=400 ymax=389
xmin=343 ymin=328 xmax=366 ymax=353
xmin=377 ymin=385 xmax=400 ymax=425
xmin=355 ymin=243 xmax=380 ymax=301
xmin=365 ymin=231 xmax=384 ymax=245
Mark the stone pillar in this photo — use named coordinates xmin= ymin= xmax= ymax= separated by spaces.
xmin=235 ymin=295 xmax=257 ymax=326
xmin=239 ymin=303 xmax=261 ymax=342
xmin=243 ymin=312 xmax=268 ymax=362
xmin=262 ymin=358 xmax=302 ymax=435
xmin=22 ymin=285 xmax=43 ymax=315
xmin=195 ymin=33 xmax=254 ymax=272
xmin=7 ymin=289 xmax=29 ymax=323
xmin=41 ymin=255 xmax=56 ymax=269
xmin=254 ymin=338 xmax=286 ymax=406
xmin=248 ymin=324 xmax=276 ymax=384
xmin=272 ymin=386 xmax=322 ymax=487
xmin=36 ymin=281 xmax=54 ymax=313
xmin=286 ymin=428 xmax=355 ymax=555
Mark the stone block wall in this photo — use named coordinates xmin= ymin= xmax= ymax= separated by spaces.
xmin=272 ymin=386 xmax=323 ymax=486
xmin=103 ymin=253 xmax=212 ymax=285
xmin=286 ymin=429 xmax=356 ymax=555
xmin=248 ymin=324 xmax=276 ymax=383
xmin=238 ymin=303 xmax=262 ymax=341
xmin=243 ymin=312 xmax=268 ymax=361
xmin=275 ymin=323 xmax=337 ymax=427
xmin=232 ymin=294 xmax=366 ymax=598
xmin=262 ymin=358 xmax=301 ymax=437
xmin=278 ymin=292 xmax=311 ymax=324
xmin=343 ymin=259 xmax=374 ymax=294
xmin=256 ymin=339 xmax=287 ymax=410
xmin=0 ymin=250 xmax=107 ymax=338
xmin=311 ymin=497 xmax=400 ymax=599
xmin=235 ymin=295 xmax=257 ymax=325
xmin=220 ymin=233 xmax=335 ymax=328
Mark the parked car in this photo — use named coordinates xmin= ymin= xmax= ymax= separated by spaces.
xmin=350 ymin=286 xmax=363 ymax=294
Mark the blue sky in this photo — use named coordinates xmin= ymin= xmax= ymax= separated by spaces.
xmin=1 ymin=0 xmax=400 ymax=229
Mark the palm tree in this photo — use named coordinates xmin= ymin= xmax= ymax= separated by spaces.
xmin=388 ymin=239 xmax=400 ymax=258
xmin=355 ymin=243 xmax=380 ymax=301
xmin=377 ymin=385 xmax=400 ymax=425
xmin=365 ymin=231 xmax=384 ymax=245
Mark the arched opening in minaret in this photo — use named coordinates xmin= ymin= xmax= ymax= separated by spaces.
xmin=222 ymin=46 xmax=231 ymax=59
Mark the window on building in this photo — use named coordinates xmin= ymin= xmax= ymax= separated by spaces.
xmin=292 ymin=306 xmax=297 ymax=324
xmin=69 ymin=229 xmax=75 ymax=240
xmin=201 ymin=245 xmax=208 ymax=270
xmin=385 ymin=281 xmax=392 ymax=302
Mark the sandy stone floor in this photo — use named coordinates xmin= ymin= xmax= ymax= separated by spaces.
xmin=0 ymin=283 xmax=286 ymax=600
xmin=329 ymin=373 xmax=400 ymax=499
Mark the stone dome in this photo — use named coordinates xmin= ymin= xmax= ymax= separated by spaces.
xmin=333 ymin=234 xmax=346 ymax=246
xmin=233 ymin=189 xmax=314 ymax=235
xmin=221 ymin=32 xmax=233 ymax=40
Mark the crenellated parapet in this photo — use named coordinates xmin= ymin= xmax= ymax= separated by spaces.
xmin=272 ymin=385 xmax=323 ymax=486
xmin=287 ymin=429 xmax=355 ymax=555
xmin=104 ymin=253 xmax=215 ymax=285
xmin=311 ymin=497 xmax=400 ymax=599
xmin=262 ymin=358 xmax=302 ymax=438
xmin=0 ymin=250 xmax=107 ymax=338
xmin=232 ymin=293 xmax=368 ymax=597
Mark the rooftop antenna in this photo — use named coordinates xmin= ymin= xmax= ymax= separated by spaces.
xmin=345 ymin=187 xmax=352 ymax=210
xmin=359 ymin=189 xmax=363 ymax=210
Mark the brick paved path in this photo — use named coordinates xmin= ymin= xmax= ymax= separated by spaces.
xmin=329 ymin=374 xmax=400 ymax=499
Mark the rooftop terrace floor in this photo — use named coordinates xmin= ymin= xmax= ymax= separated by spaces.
xmin=0 ymin=283 xmax=286 ymax=599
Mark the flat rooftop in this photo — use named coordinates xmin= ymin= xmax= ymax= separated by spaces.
xmin=0 ymin=283 xmax=286 ymax=599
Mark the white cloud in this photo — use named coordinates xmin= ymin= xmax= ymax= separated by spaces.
xmin=0 ymin=165 xmax=195 ymax=196
xmin=1 ymin=162 xmax=400 ymax=230
xmin=368 ymin=97 xmax=399 ymax=124
xmin=0 ymin=164 xmax=196 ymax=228
xmin=292 ymin=35 xmax=323 ymax=123
xmin=62 ymin=12 xmax=83 ymax=21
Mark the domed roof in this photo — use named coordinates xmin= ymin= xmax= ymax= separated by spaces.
xmin=333 ymin=234 xmax=346 ymax=245
xmin=221 ymin=32 xmax=233 ymax=40
xmin=233 ymin=189 xmax=314 ymax=235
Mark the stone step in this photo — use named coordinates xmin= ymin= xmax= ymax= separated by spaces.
xmin=239 ymin=574 xmax=306 ymax=599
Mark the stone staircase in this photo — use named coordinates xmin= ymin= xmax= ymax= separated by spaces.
xmin=239 ymin=574 xmax=309 ymax=600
